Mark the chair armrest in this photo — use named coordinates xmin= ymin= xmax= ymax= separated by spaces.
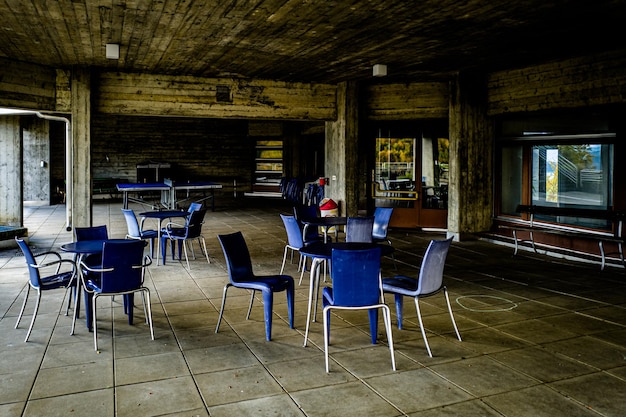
xmin=163 ymin=221 xmax=186 ymax=229
xmin=30 ymin=252 xmax=76 ymax=270
xmin=79 ymin=262 xmax=114 ymax=273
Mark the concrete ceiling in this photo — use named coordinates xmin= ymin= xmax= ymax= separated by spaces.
xmin=1 ymin=0 xmax=624 ymax=84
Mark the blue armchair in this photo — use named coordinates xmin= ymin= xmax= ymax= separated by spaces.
xmin=79 ymin=240 xmax=153 ymax=351
xmin=14 ymin=237 xmax=77 ymax=342
xmin=161 ymin=208 xmax=210 ymax=269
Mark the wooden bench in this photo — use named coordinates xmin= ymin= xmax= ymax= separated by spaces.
xmin=499 ymin=204 xmax=625 ymax=270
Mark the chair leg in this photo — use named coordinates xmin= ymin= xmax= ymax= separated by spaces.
xmin=443 ymin=287 xmax=462 ymax=341
xmin=381 ymin=304 xmax=396 ymax=371
xmin=182 ymin=239 xmax=190 ymax=269
xmin=93 ymin=294 xmax=99 ymax=351
xmin=323 ymin=305 xmax=332 ymax=372
xmin=24 ymin=289 xmax=41 ymax=342
xmin=286 ymin=280 xmax=295 ymax=330
xmin=15 ymin=284 xmax=30 ymax=330
xmin=246 ymin=290 xmax=255 ymax=320
xmin=280 ymin=246 xmax=289 ymax=275
xmin=199 ymin=238 xmax=210 ymax=264
xmin=261 ymin=289 xmax=274 ymax=341
xmin=414 ymin=297 xmax=432 ymax=357
xmin=368 ymin=309 xmax=379 ymax=344
xmin=393 ymin=294 xmax=405 ymax=330
xmin=142 ymin=288 xmax=155 ymax=341
xmin=215 ymin=284 xmax=232 ymax=334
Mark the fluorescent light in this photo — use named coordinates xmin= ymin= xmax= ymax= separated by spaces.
xmin=106 ymin=43 xmax=120 ymax=60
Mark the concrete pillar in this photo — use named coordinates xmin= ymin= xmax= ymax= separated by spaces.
xmin=0 ymin=116 xmax=22 ymax=226
xmin=447 ymin=72 xmax=494 ymax=241
xmin=324 ymin=81 xmax=359 ymax=216
xmin=71 ymin=67 xmax=92 ymax=228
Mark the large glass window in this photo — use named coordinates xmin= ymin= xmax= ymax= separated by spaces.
xmin=499 ymin=137 xmax=614 ymax=230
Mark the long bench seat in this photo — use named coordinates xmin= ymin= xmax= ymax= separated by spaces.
xmin=498 ymin=204 xmax=625 ymax=270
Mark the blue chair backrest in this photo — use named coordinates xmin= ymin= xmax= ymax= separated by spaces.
xmin=217 ymin=232 xmax=255 ymax=282
xmin=346 ymin=216 xmax=374 ymax=243
xmin=293 ymin=205 xmax=320 ymax=242
xmin=417 ymin=238 xmax=453 ymax=295
xmin=75 ymin=225 xmax=108 ymax=241
xmin=280 ymin=214 xmax=304 ymax=249
xmin=372 ymin=207 xmax=393 ymax=240
xmin=188 ymin=202 xmax=203 ymax=213
xmin=99 ymin=240 xmax=145 ymax=293
xmin=15 ymin=238 xmax=41 ymax=288
xmin=331 ymin=247 xmax=381 ymax=307
xmin=184 ymin=209 xmax=207 ymax=239
xmin=121 ymin=209 xmax=141 ymax=237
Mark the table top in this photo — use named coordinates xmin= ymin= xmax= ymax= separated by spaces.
xmin=116 ymin=182 xmax=170 ymax=191
xmin=168 ymin=181 xmax=223 ymax=190
xmin=139 ymin=210 xmax=190 ymax=219
xmin=301 ymin=216 xmax=348 ymax=227
xmin=60 ymin=239 xmax=130 ymax=254
xmin=299 ymin=242 xmax=394 ymax=259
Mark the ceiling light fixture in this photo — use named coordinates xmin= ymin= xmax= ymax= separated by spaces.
xmin=105 ymin=43 xmax=120 ymax=60
xmin=373 ymin=64 xmax=387 ymax=77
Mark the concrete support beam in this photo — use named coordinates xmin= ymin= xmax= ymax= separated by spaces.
xmin=324 ymin=81 xmax=360 ymax=216
xmin=0 ymin=116 xmax=22 ymax=226
xmin=71 ymin=67 xmax=92 ymax=228
xmin=447 ymin=72 xmax=494 ymax=241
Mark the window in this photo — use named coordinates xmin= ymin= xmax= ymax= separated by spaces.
xmin=498 ymin=134 xmax=615 ymax=230
xmin=373 ymin=136 xmax=417 ymax=208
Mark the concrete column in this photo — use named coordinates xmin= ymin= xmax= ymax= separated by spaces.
xmin=71 ymin=67 xmax=92 ymax=228
xmin=0 ymin=116 xmax=22 ymax=226
xmin=324 ymin=81 xmax=359 ymax=216
xmin=447 ymin=72 xmax=494 ymax=241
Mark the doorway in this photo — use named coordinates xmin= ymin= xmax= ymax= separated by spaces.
xmin=372 ymin=123 xmax=448 ymax=229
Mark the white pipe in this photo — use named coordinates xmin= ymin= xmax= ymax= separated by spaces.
xmin=35 ymin=112 xmax=72 ymax=231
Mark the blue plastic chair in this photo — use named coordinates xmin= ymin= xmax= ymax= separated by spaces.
xmin=280 ymin=214 xmax=319 ymax=284
xmin=382 ymin=237 xmax=461 ymax=357
xmin=79 ymin=240 xmax=153 ymax=351
xmin=372 ymin=207 xmax=393 ymax=244
xmin=14 ymin=237 xmax=77 ymax=342
xmin=293 ymin=205 xmax=322 ymax=245
xmin=345 ymin=216 xmax=375 ymax=243
xmin=373 ymin=207 xmax=396 ymax=268
xmin=74 ymin=225 xmax=108 ymax=267
xmin=216 ymin=231 xmax=295 ymax=341
xmin=161 ymin=208 xmax=210 ymax=269
xmin=121 ymin=209 xmax=158 ymax=257
xmin=188 ymin=202 xmax=203 ymax=213
xmin=322 ymin=247 xmax=395 ymax=372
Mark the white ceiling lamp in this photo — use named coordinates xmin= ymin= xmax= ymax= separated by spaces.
xmin=373 ymin=64 xmax=387 ymax=77
xmin=105 ymin=43 xmax=120 ymax=60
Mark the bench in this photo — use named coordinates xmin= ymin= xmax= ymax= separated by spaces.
xmin=498 ymin=204 xmax=625 ymax=270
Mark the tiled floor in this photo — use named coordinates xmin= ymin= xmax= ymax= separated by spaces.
xmin=1 ymin=199 xmax=626 ymax=416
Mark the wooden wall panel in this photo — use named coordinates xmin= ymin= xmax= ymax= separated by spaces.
xmin=95 ymin=72 xmax=337 ymax=120
xmin=0 ymin=58 xmax=57 ymax=111
xmin=90 ymin=115 xmax=253 ymax=187
xmin=365 ymin=82 xmax=449 ymax=120
xmin=488 ymin=50 xmax=626 ymax=115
